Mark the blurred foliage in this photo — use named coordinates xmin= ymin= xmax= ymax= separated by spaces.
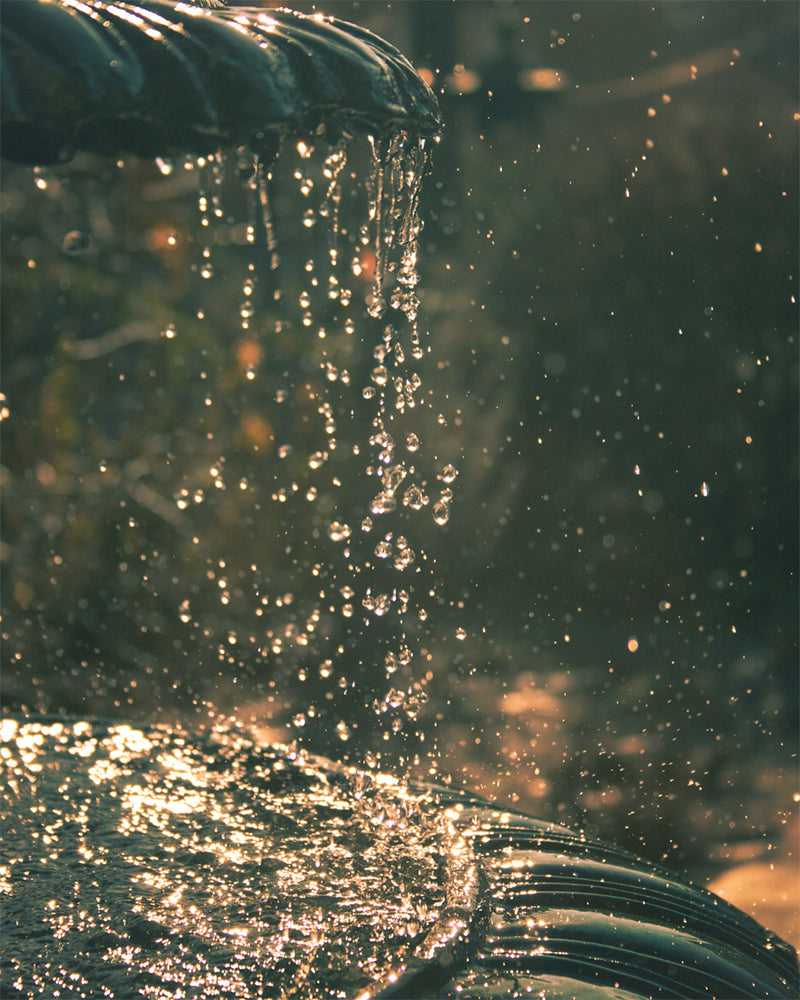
xmin=1 ymin=0 xmax=797 ymax=882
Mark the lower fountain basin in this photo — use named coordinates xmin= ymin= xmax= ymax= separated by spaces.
xmin=2 ymin=716 xmax=797 ymax=999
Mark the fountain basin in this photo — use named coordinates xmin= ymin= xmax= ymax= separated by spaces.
xmin=2 ymin=716 xmax=797 ymax=999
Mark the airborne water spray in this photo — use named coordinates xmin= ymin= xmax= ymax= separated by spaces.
xmin=189 ymin=131 xmax=460 ymax=764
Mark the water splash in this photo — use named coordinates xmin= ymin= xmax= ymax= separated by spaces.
xmin=177 ymin=129 xmax=453 ymax=757
xmin=0 ymin=718 xmax=456 ymax=998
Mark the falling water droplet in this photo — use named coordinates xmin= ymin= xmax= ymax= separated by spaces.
xmin=371 ymin=492 xmax=397 ymax=515
xmin=440 ymin=464 xmax=458 ymax=483
xmin=432 ymin=500 xmax=450 ymax=525
xmin=328 ymin=521 xmax=352 ymax=542
xmin=403 ymin=485 xmax=427 ymax=510
xmin=62 ymin=230 xmax=92 ymax=255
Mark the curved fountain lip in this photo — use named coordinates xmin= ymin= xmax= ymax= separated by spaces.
xmin=0 ymin=0 xmax=442 ymax=166
xmin=371 ymin=791 xmax=800 ymax=1000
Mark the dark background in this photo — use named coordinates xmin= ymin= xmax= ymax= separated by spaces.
xmin=2 ymin=0 xmax=797 ymax=903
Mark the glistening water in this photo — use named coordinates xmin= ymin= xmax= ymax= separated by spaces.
xmin=1 ymin=716 xmax=481 ymax=997
xmin=1 ymin=0 xmax=798 ymax=992
xmin=3 ymin=132 xmax=454 ymax=757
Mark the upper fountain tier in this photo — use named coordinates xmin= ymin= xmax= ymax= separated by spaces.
xmin=0 ymin=0 xmax=442 ymax=165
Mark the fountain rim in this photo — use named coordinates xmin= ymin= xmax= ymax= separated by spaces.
xmin=0 ymin=0 xmax=443 ymax=166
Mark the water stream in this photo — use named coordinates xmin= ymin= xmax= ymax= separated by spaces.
xmin=1 ymin=110 xmax=473 ymax=999
xmin=175 ymin=132 xmax=458 ymax=758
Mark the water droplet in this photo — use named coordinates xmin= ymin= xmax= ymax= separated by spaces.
xmin=432 ymin=501 xmax=450 ymax=525
xmin=62 ymin=230 xmax=92 ymax=254
xmin=440 ymin=464 xmax=458 ymax=483
xmin=393 ymin=545 xmax=415 ymax=570
xmin=373 ymin=493 xmax=397 ymax=515
xmin=375 ymin=540 xmax=393 ymax=559
xmin=381 ymin=464 xmax=407 ymax=493
xmin=405 ymin=695 xmax=421 ymax=719
xmin=405 ymin=433 xmax=420 ymax=452
xmin=328 ymin=521 xmax=351 ymax=542
xmin=367 ymin=295 xmax=385 ymax=319
xmin=403 ymin=485 xmax=427 ymax=510
xmin=363 ymin=591 xmax=391 ymax=616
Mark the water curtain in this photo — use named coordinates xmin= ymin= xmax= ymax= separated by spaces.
xmin=3 ymin=0 xmax=456 ymax=751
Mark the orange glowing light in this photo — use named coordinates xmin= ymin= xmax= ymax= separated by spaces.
xmin=236 ymin=338 xmax=263 ymax=371
xmin=240 ymin=413 xmax=273 ymax=450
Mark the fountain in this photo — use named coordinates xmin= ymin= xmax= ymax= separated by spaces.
xmin=1 ymin=2 xmax=798 ymax=998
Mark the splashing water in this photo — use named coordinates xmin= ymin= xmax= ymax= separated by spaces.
xmin=1 ymin=717 xmax=475 ymax=999
xmin=168 ymin=131 xmax=455 ymax=760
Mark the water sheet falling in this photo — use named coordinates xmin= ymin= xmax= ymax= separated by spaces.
xmin=1 ymin=0 xmax=455 ymax=761
xmin=127 ymin=128 xmax=458 ymax=759
xmin=266 ymin=132 xmax=453 ymax=755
